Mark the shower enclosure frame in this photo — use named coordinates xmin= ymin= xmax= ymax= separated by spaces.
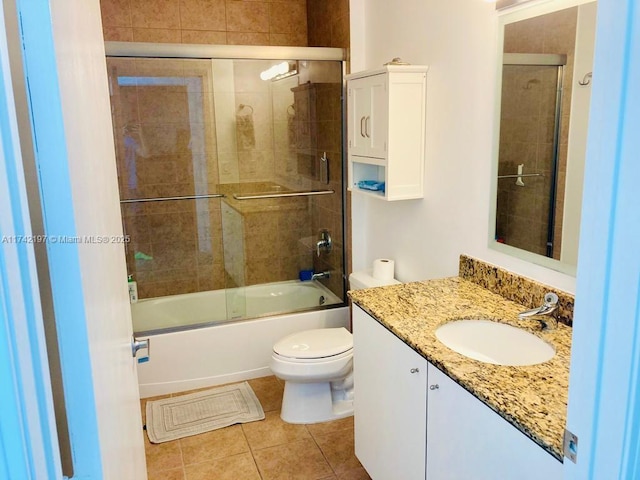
xmin=105 ymin=42 xmax=349 ymax=330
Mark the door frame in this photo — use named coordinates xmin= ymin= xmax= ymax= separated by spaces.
xmin=564 ymin=0 xmax=640 ymax=477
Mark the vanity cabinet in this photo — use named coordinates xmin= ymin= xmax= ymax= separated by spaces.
xmin=353 ymin=306 xmax=563 ymax=480
xmin=352 ymin=306 xmax=427 ymax=480
xmin=346 ymin=65 xmax=427 ymax=201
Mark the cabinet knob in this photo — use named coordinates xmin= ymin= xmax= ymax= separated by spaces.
xmin=429 ymin=384 xmax=439 ymax=390
xmin=410 ymin=368 xmax=419 ymax=373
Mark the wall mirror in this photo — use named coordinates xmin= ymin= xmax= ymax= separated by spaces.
xmin=489 ymin=0 xmax=597 ymax=275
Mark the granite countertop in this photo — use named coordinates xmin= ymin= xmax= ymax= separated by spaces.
xmin=348 ymin=276 xmax=571 ymax=462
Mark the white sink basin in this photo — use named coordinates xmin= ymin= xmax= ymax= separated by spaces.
xmin=435 ymin=319 xmax=555 ymax=366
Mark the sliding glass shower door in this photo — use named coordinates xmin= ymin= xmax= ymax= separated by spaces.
xmin=107 ymin=54 xmax=345 ymax=333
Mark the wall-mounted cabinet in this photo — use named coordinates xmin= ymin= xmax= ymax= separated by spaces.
xmin=347 ymin=65 xmax=427 ymax=201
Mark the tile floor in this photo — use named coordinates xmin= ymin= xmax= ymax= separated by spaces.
xmin=141 ymin=376 xmax=371 ymax=480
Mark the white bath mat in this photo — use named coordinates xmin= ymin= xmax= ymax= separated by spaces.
xmin=145 ymin=381 xmax=265 ymax=443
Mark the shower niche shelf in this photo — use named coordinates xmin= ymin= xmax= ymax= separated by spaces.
xmin=347 ymin=64 xmax=428 ymax=201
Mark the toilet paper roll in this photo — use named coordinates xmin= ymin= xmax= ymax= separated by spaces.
xmin=372 ymin=258 xmax=395 ymax=281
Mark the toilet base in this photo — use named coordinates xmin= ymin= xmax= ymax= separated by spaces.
xmin=280 ymin=380 xmax=354 ymax=424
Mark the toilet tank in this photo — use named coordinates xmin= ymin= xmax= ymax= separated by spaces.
xmin=349 ymin=271 xmax=400 ymax=290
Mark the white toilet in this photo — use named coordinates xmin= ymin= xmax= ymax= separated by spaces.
xmin=270 ymin=271 xmax=400 ymax=424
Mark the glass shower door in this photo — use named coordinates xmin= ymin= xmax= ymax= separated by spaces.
xmin=211 ymin=58 xmax=345 ymax=320
xmin=107 ymin=57 xmax=228 ymax=332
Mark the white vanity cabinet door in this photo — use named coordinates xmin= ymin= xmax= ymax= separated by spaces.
xmin=347 ymin=73 xmax=388 ymax=160
xmin=426 ymin=363 xmax=563 ymax=480
xmin=353 ymin=306 xmax=427 ymax=480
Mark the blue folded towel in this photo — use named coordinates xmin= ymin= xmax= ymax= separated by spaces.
xmin=357 ymin=180 xmax=385 ymax=192
xmin=299 ymin=269 xmax=314 ymax=281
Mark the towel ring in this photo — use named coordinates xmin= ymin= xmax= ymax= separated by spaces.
xmin=578 ymin=72 xmax=592 ymax=86
xmin=237 ymin=103 xmax=254 ymax=114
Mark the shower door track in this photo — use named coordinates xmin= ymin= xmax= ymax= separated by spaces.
xmin=105 ymin=42 xmax=346 ymax=61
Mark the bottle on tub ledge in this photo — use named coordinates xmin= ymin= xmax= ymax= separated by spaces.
xmin=127 ymin=274 xmax=138 ymax=303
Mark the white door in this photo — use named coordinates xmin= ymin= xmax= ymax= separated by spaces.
xmin=9 ymin=0 xmax=147 ymax=478
xmin=426 ymin=364 xmax=562 ymax=480
xmin=564 ymin=0 xmax=640 ymax=477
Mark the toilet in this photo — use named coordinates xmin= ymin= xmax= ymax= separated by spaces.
xmin=270 ymin=271 xmax=400 ymax=424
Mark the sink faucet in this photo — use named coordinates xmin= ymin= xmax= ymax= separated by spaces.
xmin=312 ymin=271 xmax=331 ymax=281
xmin=518 ymin=292 xmax=559 ymax=330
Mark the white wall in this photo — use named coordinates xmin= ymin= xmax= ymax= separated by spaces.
xmin=562 ymin=2 xmax=596 ymax=266
xmin=350 ymin=0 xmax=577 ymax=292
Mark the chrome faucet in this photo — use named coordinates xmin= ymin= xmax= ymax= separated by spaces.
xmin=312 ymin=271 xmax=331 ymax=281
xmin=518 ymin=292 xmax=559 ymax=330
xmin=316 ymin=229 xmax=332 ymax=256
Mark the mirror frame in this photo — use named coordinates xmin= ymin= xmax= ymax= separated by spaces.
xmin=488 ymin=0 xmax=595 ymax=276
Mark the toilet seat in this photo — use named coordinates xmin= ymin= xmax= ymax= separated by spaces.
xmin=273 ymin=327 xmax=353 ymax=360
xmin=272 ymin=348 xmax=353 ymax=365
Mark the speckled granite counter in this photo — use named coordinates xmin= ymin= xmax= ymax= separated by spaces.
xmin=348 ymin=276 xmax=571 ymax=462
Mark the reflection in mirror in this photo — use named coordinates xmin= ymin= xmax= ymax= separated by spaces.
xmin=491 ymin=1 xmax=597 ymax=274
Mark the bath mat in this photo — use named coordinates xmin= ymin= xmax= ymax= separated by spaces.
xmin=145 ymin=381 xmax=265 ymax=443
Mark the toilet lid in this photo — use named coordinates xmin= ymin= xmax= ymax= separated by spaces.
xmin=273 ymin=327 xmax=353 ymax=359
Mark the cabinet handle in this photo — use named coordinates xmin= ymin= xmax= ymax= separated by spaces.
xmin=429 ymin=384 xmax=439 ymax=390
xmin=360 ymin=116 xmax=366 ymax=137
xmin=410 ymin=368 xmax=419 ymax=373
xmin=364 ymin=116 xmax=370 ymax=138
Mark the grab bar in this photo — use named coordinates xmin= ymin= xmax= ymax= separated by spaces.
xmin=232 ymin=189 xmax=335 ymax=200
xmin=497 ymin=173 xmax=543 ymax=179
xmin=120 ymin=193 xmax=225 ymax=204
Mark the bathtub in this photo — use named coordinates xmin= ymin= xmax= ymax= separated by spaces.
xmin=133 ymin=280 xmax=349 ymax=398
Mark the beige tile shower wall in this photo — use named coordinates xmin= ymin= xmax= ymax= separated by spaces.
xmin=309 ymin=83 xmax=344 ymax=299
xmin=100 ymin=0 xmax=308 ymax=46
xmin=306 ymin=0 xmax=350 ymax=285
xmin=218 ymin=187 xmax=314 ymax=287
xmin=234 ymin=61 xmax=277 ymax=184
xmin=307 ymin=0 xmax=350 ymax=48
xmin=499 ymin=7 xmax=577 ymax=259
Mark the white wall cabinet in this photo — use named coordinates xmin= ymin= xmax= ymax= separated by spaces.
xmin=353 ymin=306 xmax=563 ymax=480
xmin=347 ymin=65 xmax=427 ymax=201
xmin=353 ymin=306 xmax=427 ymax=480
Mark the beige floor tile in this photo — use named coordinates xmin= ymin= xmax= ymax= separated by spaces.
xmin=337 ymin=467 xmax=372 ymax=480
xmin=180 ymin=424 xmax=250 ymax=465
xmin=306 ymin=416 xmax=354 ymax=438
xmin=253 ymin=438 xmax=334 ymax=480
xmin=247 ymin=375 xmax=284 ymax=412
xmin=184 ymin=452 xmax=261 ymax=480
xmin=148 ymin=467 xmax=185 ymax=480
xmin=144 ymin=435 xmax=183 ymax=473
xmin=313 ymin=428 xmax=362 ymax=476
xmin=242 ymin=410 xmax=312 ymax=450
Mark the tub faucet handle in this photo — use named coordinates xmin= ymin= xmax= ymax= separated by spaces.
xmin=316 ymin=229 xmax=332 ymax=256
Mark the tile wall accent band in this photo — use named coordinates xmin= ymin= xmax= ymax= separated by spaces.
xmin=458 ymin=254 xmax=574 ymax=327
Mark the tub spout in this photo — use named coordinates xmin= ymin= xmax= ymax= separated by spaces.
xmin=312 ymin=271 xmax=331 ymax=281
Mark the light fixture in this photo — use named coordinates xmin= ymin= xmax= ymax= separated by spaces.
xmin=260 ymin=61 xmax=298 ymax=81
